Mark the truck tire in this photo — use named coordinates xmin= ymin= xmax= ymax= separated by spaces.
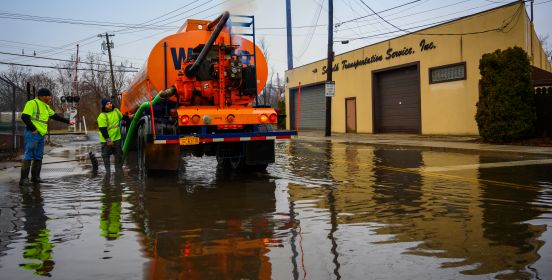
xmin=229 ymin=156 xmax=244 ymax=170
xmin=216 ymin=143 xmax=244 ymax=172
xmin=137 ymin=123 xmax=149 ymax=177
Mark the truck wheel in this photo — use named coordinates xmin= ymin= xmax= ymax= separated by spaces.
xmin=229 ymin=156 xmax=244 ymax=171
xmin=137 ymin=124 xmax=149 ymax=177
xmin=216 ymin=154 xmax=243 ymax=171
xmin=215 ymin=144 xmax=244 ymax=172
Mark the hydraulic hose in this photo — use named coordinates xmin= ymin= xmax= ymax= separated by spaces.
xmin=185 ymin=11 xmax=230 ymax=78
xmin=122 ymin=87 xmax=176 ymax=160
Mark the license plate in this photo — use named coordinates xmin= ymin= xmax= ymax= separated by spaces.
xmin=179 ymin=136 xmax=199 ymax=145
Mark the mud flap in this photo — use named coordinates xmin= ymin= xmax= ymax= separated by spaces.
xmin=145 ymin=143 xmax=181 ymax=171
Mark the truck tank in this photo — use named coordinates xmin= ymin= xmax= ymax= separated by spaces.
xmin=120 ymin=12 xmax=296 ymax=174
xmin=120 ymin=16 xmax=268 ymax=114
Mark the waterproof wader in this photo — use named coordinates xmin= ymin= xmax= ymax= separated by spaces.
xmin=20 ymin=99 xmax=55 ymax=185
xmin=101 ymin=140 xmax=122 ymax=173
xmin=31 ymin=160 xmax=45 ymax=183
xmin=19 ymin=160 xmax=31 ymax=186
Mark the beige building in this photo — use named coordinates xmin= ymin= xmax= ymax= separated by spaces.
xmin=285 ymin=2 xmax=552 ymax=135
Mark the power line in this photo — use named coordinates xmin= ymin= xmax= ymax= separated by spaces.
xmin=415 ymin=2 xmax=523 ymax=36
xmin=0 ymin=0 xmax=200 ymax=64
xmin=0 ymin=50 xmax=140 ymax=69
xmin=335 ymin=19 xmax=452 ymax=41
xmin=0 ymin=61 xmax=138 ymax=73
xmin=106 ymin=0 xmax=199 ymax=33
xmin=0 ymin=0 xmax=222 ymax=70
xmin=2 ymin=38 xmax=141 ymax=69
xmin=336 ymin=0 xmax=424 ymax=27
xmin=252 ymin=0 xmax=416 ymax=31
xmin=115 ymin=0 xmax=215 ymax=35
xmin=338 ymin=2 xmax=523 ymax=41
xmin=1 ymin=0 xmax=225 ymax=68
xmin=341 ymin=0 xmax=389 ymax=36
xmin=357 ymin=0 xmax=409 ymax=33
xmin=308 ymin=0 xmax=365 ymax=38
xmin=4 ymin=35 xmax=100 ymax=65
xmin=0 ymin=11 xmax=177 ymax=30
xmin=335 ymin=1 xmax=505 ymax=37
xmin=116 ymin=0 xmax=231 ymax=47
xmin=296 ymin=0 xmax=325 ymax=58
xmin=335 ymin=0 xmax=472 ymax=31
xmin=0 ymin=2 xmax=214 ymax=67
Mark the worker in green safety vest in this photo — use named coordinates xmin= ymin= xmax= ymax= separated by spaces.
xmin=97 ymin=98 xmax=131 ymax=173
xmin=20 ymin=88 xmax=75 ymax=185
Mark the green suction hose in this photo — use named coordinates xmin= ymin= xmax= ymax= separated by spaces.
xmin=122 ymin=87 xmax=176 ymax=160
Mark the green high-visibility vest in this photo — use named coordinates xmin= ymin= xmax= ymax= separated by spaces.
xmin=97 ymin=108 xmax=123 ymax=143
xmin=21 ymin=98 xmax=55 ymax=136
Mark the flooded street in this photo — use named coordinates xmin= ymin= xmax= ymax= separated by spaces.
xmin=1 ymin=139 xmax=552 ymax=279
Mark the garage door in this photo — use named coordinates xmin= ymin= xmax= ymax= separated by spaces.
xmin=290 ymin=84 xmax=325 ymax=130
xmin=373 ymin=64 xmax=420 ymax=133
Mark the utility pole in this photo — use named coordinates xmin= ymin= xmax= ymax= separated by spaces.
xmin=99 ymin=33 xmax=117 ymax=106
xmin=12 ymin=84 xmax=16 ymax=152
xmin=73 ymin=44 xmax=79 ymax=97
xmin=68 ymin=44 xmax=79 ymax=132
xmin=325 ymin=0 xmax=333 ymax=137
xmin=286 ymin=0 xmax=294 ymax=70
xmin=530 ymin=0 xmax=534 ymax=22
xmin=528 ymin=0 xmax=534 ymax=63
xmin=276 ymin=72 xmax=281 ymax=105
xmin=26 ymin=82 xmax=31 ymax=101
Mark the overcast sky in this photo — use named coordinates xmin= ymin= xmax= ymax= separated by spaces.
xmin=0 ymin=0 xmax=550 ymax=84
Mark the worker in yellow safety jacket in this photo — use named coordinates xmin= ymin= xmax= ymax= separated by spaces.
xmin=97 ymin=98 xmax=130 ymax=173
xmin=20 ymin=88 xmax=75 ymax=185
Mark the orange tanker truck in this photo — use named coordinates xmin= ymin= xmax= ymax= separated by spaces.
xmin=120 ymin=12 xmax=296 ymax=174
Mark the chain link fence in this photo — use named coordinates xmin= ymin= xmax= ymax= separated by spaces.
xmin=0 ymin=76 xmax=28 ymax=158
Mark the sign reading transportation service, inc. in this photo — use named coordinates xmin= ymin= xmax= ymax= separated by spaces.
xmin=320 ymin=39 xmax=436 ymax=75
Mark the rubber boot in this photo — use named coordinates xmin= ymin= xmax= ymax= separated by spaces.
xmin=31 ymin=160 xmax=45 ymax=183
xmin=103 ymin=156 xmax=111 ymax=174
xmin=19 ymin=160 xmax=32 ymax=186
xmin=114 ymin=141 xmax=123 ymax=172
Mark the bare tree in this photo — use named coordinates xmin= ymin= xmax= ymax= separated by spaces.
xmin=55 ymin=55 xmax=76 ymax=98
xmin=258 ymin=37 xmax=270 ymax=64
xmin=0 ymin=53 xmax=133 ymax=129
xmin=538 ymin=34 xmax=552 ymax=63
xmin=0 ymin=66 xmax=29 ymax=112
xmin=73 ymin=52 xmax=133 ymax=128
xmin=114 ymin=62 xmax=132 ymax=96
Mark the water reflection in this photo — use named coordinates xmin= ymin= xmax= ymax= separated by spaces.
xmin=287 ymin=141 xmax=333 ymax=185
xmin=99 ymin=174 xmax=124 ymax=240
xmin=1 ymin=140 xmax=550 ymax=279
xmin=476 ymin=158 xmax=548 ymax=279
xmin=372 ymin=149 xmax=423 ymax=217
xmin=126 ymin=167 xmax=282 ymax=279
xmin=18 ymin=185 xmax=55 ymax=277
xmin=286 ymin=141 xmax=551 ymax=279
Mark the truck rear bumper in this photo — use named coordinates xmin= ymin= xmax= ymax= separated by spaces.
xmin=153 ymin=130 xmax=297 ymax=145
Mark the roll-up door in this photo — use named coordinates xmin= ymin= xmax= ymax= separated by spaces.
xmin=373 ymin=63 xmax=420 ymax=133
xmin=290 ymin=84 xmax=325 ymax=130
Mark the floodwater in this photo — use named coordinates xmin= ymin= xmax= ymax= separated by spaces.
xmin=1 ymin=139 xmax=552 ymax=279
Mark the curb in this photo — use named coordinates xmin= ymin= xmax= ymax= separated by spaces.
xmin=294 ymin=135 xmax=552 ymax=157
